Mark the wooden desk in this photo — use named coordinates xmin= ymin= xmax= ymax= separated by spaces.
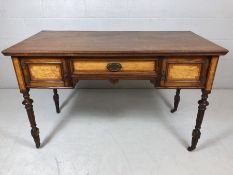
xmin=2 ymin=31 xmax=228 ymax=151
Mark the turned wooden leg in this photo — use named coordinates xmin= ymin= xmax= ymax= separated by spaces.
xmin=22 ymin=90 xmax=40 ymax=148
xmin=171 ymin=88 xmax=181 ymax=113
xmin=187 ymin=89 xmax=210 ymax=151
xmin=53 ymin=89 xmax=60 ymax=113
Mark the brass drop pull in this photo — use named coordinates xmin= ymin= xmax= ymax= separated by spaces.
xmin=107 ymin=63 xmax=122 ymax=72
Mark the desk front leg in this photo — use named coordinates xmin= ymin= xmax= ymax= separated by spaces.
xmin=188 ymin=56 xmax=218 ymax=151
xmin=188 ymin=89 xmax=210 ymax=151
xmin=22 ymin=89 xmax=40 ymax=148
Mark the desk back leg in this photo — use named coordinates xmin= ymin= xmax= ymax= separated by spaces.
xmin=22 ymin=89 xmax=40 ymax=148
xmin=53 ymin=89 xmax=60 ymax=113
xmin=171 ymin=88 xmax=181 ymax=113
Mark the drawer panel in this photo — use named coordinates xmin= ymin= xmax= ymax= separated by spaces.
xmin=167 ymin=64 xmax=201 ymax=81
xmin=21 ymin=58 xmax=69 ymax=87
xmin=72 ymin=60 xmax=156 ymax=73
xmin=161 ymin=57 xmax=209 ymax=87
xmin=29 ymin=64 xmax=62 ymax=81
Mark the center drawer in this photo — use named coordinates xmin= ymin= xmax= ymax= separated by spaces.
xmin=70 ymin=59 xmax=158 ymax=80
xmin=72 ymin=59 xmax=156 ymax=73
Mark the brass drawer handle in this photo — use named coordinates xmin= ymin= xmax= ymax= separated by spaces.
xmin=107 ymin=63 xmax=122 ymax=72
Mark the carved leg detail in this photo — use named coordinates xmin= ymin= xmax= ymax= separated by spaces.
xmin=53 ymin=89 xmax=60 ymax=113
xmin=187 ymin=89 xmax=210 ymax=151
xmin=22 ymin=90 xmax=40 ymax=148
xmin=171 ymin=88 xmax=181 ymax=113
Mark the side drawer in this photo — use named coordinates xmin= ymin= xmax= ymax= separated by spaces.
xmin=70 ymin=59 xmax=158 ymax=80
xmin=160 ymin=57 xmax=209 ymax=87
xmin=21 ymin=58 xmax=69 ymax=87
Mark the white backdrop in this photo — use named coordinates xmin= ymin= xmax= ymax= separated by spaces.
xmin=0 ymin=0 xmax=232 ymax=88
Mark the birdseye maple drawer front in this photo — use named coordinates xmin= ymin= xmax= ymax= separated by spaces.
xmin=72 ymin=59 xmax=156 ymax=72
xmin=21 ymin=58 xmax=69 ymax=87
xmin=71 ymin=59 xmax=158 ymax=80
xmin=161 ymin=57 xmax=209 ymax=87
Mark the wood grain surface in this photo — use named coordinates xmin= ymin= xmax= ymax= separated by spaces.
xmin=2 ymin=31 xmax=228 ymax=57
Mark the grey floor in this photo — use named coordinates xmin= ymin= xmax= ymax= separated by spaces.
xmin=0 ymin=89 xmax=233 ymax=175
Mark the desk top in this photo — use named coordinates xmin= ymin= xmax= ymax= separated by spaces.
xmin=2 ymin=31 xmax=228 ymax=57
